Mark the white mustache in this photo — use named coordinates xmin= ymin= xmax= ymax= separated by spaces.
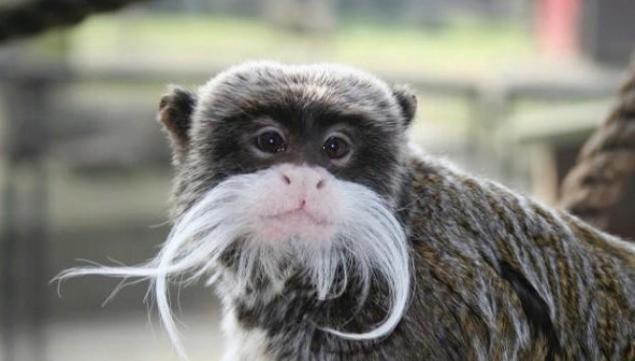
xmin=56 ymin=167 xmax=411 ymax=361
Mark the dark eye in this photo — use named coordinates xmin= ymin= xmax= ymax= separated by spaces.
xmin=323 ymin=136 xmax=350 ymax=159
xmin=255 ymin=130 xmax=287 ymax=154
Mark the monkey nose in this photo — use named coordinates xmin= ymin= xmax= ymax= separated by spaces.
xmin=280 ymin=166 xmax=327 ymax=191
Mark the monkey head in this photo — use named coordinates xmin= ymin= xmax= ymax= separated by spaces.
xmin=64 ymin=62 xmax=418 ymax=357
xmin=154 ymin=62 xmax=418 ymax=343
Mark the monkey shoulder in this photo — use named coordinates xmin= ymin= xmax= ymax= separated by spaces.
xmin=402 ymin=154 xmax=635 ymax=359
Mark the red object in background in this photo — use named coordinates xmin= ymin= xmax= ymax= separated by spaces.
xmin=537 ymin=0 xmax=581 ymax=58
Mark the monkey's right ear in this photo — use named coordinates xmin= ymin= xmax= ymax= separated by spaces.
xmin=157 ymin=86 xmax=197 ymax=152
xmin=392 ymin=85 xmax=417 ymax=127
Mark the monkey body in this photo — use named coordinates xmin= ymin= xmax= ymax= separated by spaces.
xmin=61 ymin=62 xmax=635 ymax=361
xmin=396 ymin=155 xmax=633 ymax=360
xmin=217 ymin=153 xmax=634 ymax=361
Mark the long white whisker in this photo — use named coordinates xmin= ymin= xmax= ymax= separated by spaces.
xmin=55 ymin=168 xmax=410 ymax=359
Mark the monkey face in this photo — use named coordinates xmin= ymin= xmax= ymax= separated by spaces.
xmin=162 ymin=62 xmax=417 ymax=221
xmin=163 ymin=62 xmax=415 ymax=246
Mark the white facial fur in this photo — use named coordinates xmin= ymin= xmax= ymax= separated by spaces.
xmin=244 ymin=164 xmax=340 ymax=243
xmin=57 ymin=164 xmax=410 ymax=360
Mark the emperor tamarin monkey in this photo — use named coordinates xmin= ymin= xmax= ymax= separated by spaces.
xmin=60 ymin=62 xmax=635 ymax=361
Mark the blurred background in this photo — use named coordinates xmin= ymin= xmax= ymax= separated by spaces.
xmin=0 ymin=0 xmax=634 ymax=360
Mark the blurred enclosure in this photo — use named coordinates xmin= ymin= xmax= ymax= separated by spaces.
xmin=0 ymin=0 xmax=634 ymax=360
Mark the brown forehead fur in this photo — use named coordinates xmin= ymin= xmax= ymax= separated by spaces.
xmin=191 ymin=61 xmax=404 ymax=132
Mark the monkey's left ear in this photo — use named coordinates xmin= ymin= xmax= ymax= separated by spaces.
xmin=392 ymin=85 xmax=417 ymax=127
xmin=157 ymin=86 xmax=197 ymax=153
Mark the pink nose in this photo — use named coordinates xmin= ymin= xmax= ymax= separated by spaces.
xmin=280 ymin=167 xmax=327 ymax=190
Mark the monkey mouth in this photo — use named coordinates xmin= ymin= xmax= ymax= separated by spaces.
xmin=255 ymin=207 xmax=336 ymax=243
xmin=263 ymin=208 xmax=331 ymax=226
